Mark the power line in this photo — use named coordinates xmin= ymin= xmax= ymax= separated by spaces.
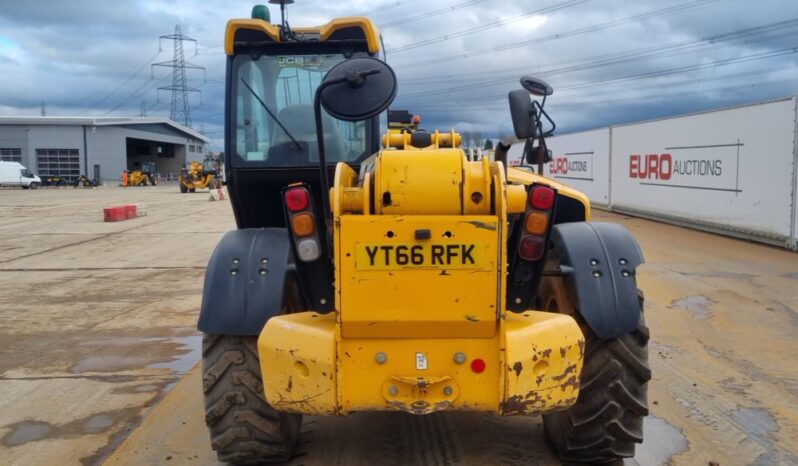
xmin=396 ymin=14 xmax=798 ymax=85
xmin=77 ymin=49 xmax=161 ymax=115
xmin=103 ymin=75 xmax=170 ymax=115
xmin=403 ymin=45 xmax=798 ymax=111
xmin=392 ymin=0 xmax=732 ymax=69
xmin=546 ymin=75 xmax=798 ymax=117
xmin=380 ymin=0 xmax=489 ymax=29
xmin=396 ymin=18 xmax=798 ymax=100
xmin=386 ymin=0 xmax=590 ymax=54
xmin=354 ymin=0 xmax=424 ymax=19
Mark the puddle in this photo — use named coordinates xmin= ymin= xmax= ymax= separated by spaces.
xmin=730 ymin=407 xmax=793 ymax=465
xmin=71 ymin=355 xmax=154 ymax=373
xmin=1 ymin=421 xmax=54 ymax=447
xmin=0 ymin=408 xmax=139 ymax=448
xmin=132 ymin=384 xmax=159 ymax=393
xmin=632 ymin=416 xmax=688 ymax=466
xmin=82 ymin=414 xmax=115 ymax=434
xmin=671 ymin=295 xmax=715 ymax=320
xmin=147 ymin=334 xmax=202 ymax=375
xmin=79 ymin=336 xmax=169 ymax=347
xmin=70 ymin=332 xmax=201 ymax=375
xmin=729 ymin=406 xmax=798 ymax=464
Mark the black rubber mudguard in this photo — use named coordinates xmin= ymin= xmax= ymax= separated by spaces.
xmin=550 ymin=222 xmax=644 ymax=340
xmin=197 ymin=228 xmax=296 ymax=335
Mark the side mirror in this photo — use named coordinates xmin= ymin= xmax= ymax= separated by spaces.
xmin=508 ymin=89 xmax=537 ymax=140
xmin=520 ymin=76 xmax=553 ymax=97
xmin=312 ymin=57 xmax=397 ymax=235
xmin=319 ymin=57 xmax=397 ymax=122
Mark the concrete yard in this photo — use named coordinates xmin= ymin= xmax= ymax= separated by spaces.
xmin=1 ymin=186 xmax=796 ymax=465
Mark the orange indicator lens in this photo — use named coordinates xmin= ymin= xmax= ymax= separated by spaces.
xmin=291 ymin=213 xmax=315 ymax=237
xmin=524 ymin=212 xmax=548 ymax=235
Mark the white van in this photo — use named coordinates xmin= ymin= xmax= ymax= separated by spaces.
xmin=0 ymin=161 xmax=42 ymax=189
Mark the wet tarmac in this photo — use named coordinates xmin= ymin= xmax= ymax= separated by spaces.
xmin=106 ymin=210 xmax=798 ymax=465
xmin=2 ymin=187 xmax=798 ymax=465
xmin=0 ymin=185 xmax=234 ymax=465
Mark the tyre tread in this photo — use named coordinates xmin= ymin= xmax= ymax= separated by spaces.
xmin=543 ymin=281 xmax=650 ymax=463
xmin=202 ymin=334 xmax=300 ymax=464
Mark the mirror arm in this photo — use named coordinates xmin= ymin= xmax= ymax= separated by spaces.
xmin=314 ymin=65 xmax=386 ymax=230
xmin=534 ymin=101 xmax=556 ymax=136
xmin=537 ymin=134 xmax=547 ymax=175
xmin=313 ymin=76 xmax=347 ymax=233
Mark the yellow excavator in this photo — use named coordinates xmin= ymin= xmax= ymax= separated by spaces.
xmin=197 ymin=4 xmax=649 ymax=465
xmin=179 ymin=158 xmax=219 ymax=193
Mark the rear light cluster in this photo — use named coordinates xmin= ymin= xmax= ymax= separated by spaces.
xmin=284 ymin=186 xmax=321 ymax=262
xmin=518 ymin=185 xmax=555 ymax=261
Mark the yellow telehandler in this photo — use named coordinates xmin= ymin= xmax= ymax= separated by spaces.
xmin=198 ymin=4 xmax=649 ymax=465
xmin=179 ymin=157 xmax=220 ymax=193
xmin=127 ymin=162 xmax=157 ymax=186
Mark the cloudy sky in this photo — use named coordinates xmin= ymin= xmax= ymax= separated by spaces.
xmin=1 ymin=0 xmax=798 ymax=149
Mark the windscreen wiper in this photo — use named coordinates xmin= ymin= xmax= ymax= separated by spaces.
xmin=239 ymin=77 xmax=302 ymax=150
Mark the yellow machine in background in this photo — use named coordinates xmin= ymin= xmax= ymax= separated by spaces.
xmin=127 ymin=162 xmax=157 ymax=186
xmin=387 ymin=109 xmax=421 ymax=134
xmin=198 ymin=4 xmax=649 ymax=465
xmin=179 ymin=158 xmax=219 ymax=193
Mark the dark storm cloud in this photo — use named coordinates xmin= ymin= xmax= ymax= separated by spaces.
xmin=2 ymin=0 xmax=798 ymax=148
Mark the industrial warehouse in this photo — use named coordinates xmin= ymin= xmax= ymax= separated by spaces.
xmin=0 ymin=116 xmax=210 ymax=184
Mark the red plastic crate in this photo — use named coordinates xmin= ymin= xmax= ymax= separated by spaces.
xmin=124 ymin=204 xmax=137 ymax=219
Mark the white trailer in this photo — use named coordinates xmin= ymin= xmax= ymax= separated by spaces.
xmin=512 ymin=96 xmax=798 ymax=250
xmin=610 ymin=97 xmax=797 ymax=249
xmin=543 ymin=128 xmax=611 ymax=208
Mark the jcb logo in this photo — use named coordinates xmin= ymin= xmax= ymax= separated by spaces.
xmin=277 ymin=56 xmax=323 ymax=67
xmin=629 ymin=154 xmax=672 ymax=180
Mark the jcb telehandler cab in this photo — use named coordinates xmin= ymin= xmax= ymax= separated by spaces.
xmin=199 ymin=4 xmax=650 ymax=465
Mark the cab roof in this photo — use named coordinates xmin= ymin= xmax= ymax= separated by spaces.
xmin=225 ymin=17 xmax=381 ymax=55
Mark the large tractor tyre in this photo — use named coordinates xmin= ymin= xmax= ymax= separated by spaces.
xmin=149 ymin=175 xmax=158 ymax=186
xmin=179 ymin=182 xmax=188 ymax=193
xmin=202 ymin=334 xmax=301 ymax=465
xmin=539 ymin=257 xmax=650 ymax=464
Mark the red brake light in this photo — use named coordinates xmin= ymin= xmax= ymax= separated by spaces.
xmin=285 ymin=187 xmax=309 ymax=212
xmin=471 ymin=358 xmax=486 ymax=374
xmin=530 ymin=185 xmax=555 ymax=210
xmin=519 ymin=236 xmax=545 ymax=261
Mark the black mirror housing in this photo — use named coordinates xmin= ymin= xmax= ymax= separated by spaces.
xmin=520 ymin=76 xmax=553 ymax=96
xmin=508 ymin=89 xmax=537 ymax=140
xmin=319 ymin=57 xmax=397 ymax=122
